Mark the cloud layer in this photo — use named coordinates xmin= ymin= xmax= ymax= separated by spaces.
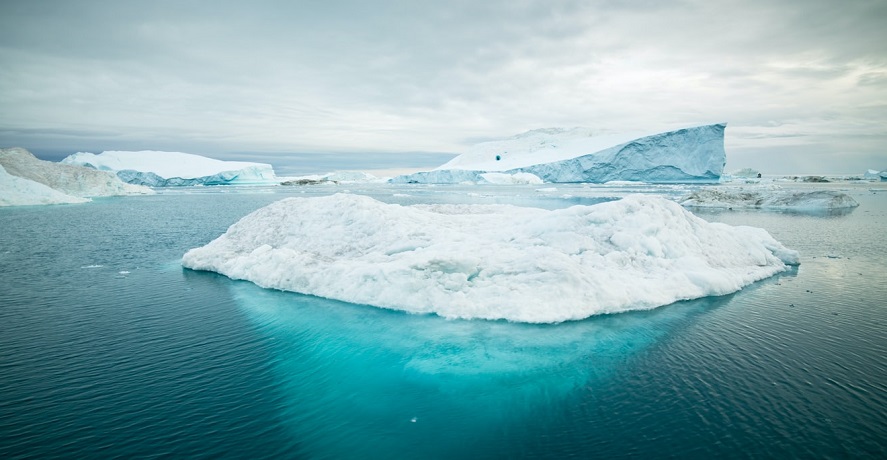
xmin=1 ymin=0 xmax=885 ymax=173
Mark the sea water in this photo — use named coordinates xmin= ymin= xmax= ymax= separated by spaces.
xmin=1 ymin=183 xmax=885 ymax=458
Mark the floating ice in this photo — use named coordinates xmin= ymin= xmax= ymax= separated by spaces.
xmin=0 ymin=164 xmax=90 ymax=206
xmin=391 ymin=124 xmax=726 ymax=184
xmin=183 ymin=193 xmax=798 ymax=323
xmin=0 ymin=147 xmax=151 ymax=206
xmin=680 ymin=187 xmax=859 ymax=210
xmin=62 ymin=150 xmax=277 ymax=186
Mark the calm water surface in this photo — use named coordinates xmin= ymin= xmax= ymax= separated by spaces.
xmin=1 ymin=183 xmax=885 ymax=458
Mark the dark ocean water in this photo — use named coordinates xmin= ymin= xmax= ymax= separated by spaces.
xmin=1 ymin=184 xmax=885 ymax=459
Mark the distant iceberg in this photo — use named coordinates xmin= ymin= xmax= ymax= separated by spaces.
xmin=0 ymin=147 xmax=152 ymax=206
xmin=62 ymin=150 xmax=277 ymax=186
xmin=863 ymin=169 xmax=887 ymax=181
xmin=0 ymin=164 xmax=90 ymax=206
xmin=182 ymin=193 xmax=798 ymax=323
xmin=391 ymin=124 xmax=726 ymax=184
xmin=680 ymin=187 xmax=859 ymax=211
xmin=280 ymin=171 xmax=385 ymax=185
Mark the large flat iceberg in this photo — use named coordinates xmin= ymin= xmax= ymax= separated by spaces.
xmin=62 ymin=150 xmax=277 ymax=186
xmin=391 ymin=124 xmax=726 ymax=184
xmin=0 ymin=147 xmax=152 ymax=206
xmin=182 ymin=193 xmax=798 ymax=323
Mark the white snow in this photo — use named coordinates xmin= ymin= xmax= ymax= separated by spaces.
xmin=182 ymin=193 xmax=799 ymax=323
xmin=680 ymin=186 xmax=860 ymax=210
xmin=62 ymin=150 xmax=276 ymax=185
xmin=0 ymin=164 xmax=90 ymax=206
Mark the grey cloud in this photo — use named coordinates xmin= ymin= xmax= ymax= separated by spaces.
xmin=1 ymin=0 xmax=886 ymax=173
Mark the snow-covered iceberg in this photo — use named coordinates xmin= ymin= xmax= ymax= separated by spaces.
xmin=391 ymin=124 xmax=726 ymax=184
xmin=680 ymin=187 xmax=859 ymax=211
xmin=0 ymin=147 xmax=152 ymax=206
xmin=182 ymin=193 xmax=798 ymax=323
xmin=62 ymin=150 xmax=277 ymax=186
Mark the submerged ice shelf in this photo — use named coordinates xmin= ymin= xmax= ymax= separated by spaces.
xmin=182 ymin=193 xmax=799 ymax=323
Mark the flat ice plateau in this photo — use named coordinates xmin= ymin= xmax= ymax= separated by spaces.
xmin=62 ymin=150 xmax=277 ymax=186
xmin=182 ymin=193 xmax=799 ymax=323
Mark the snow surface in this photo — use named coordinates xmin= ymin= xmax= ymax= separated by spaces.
xmin=680 ymin=187 xmax=859 ymax=210
xmin=62 ymin=150 xmax=277 ymax=186
xmin=391 ymin=124 xmax=726 ymax=184
xmin=182 ymin=193 xmax=799 ymax=323
xmin=0 ymin=164 xmax=90 ymax=206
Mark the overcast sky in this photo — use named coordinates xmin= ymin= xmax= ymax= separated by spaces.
xmin=1 ymin=0 xmax=885 ymax=174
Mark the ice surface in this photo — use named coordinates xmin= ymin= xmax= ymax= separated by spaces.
xmin=1 ymin=147 xmax=152 ymax=197
xmin=680 ymin=187 xmax=860 ymax=210
xmin=391 ymin=124 xmax=726 ymax=184
xmin=478 ymin=172 xmax=544 ymax=185
xmin=0 ymin=164 xmax=90 ymax=206
xmin=863 ymin=169 xmax=887 ymax=180
xmin=62 ymin=150 xmax=277 ymax=186
xmin=182 ymin=193 xmax=798 ymax=323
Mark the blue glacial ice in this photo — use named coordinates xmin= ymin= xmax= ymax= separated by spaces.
xmin=391 ymin=124 xmax=726 ymax=184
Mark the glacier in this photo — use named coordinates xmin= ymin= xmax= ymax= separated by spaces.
xmin=680 ymin=186 xmax=860 ymax=211
xmin=391 ymin=124 xmax=726 ymax=184
xmin=0 ymin=147 xmax=152 ymax=206
xmin=62 ymin=150 xmax=277 ymax=186
xmin=182 ymin=193 xmax=798 ymax=323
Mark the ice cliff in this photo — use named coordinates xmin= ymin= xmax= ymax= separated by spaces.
xmin=62 ymin=150 xmax=277 ymax=186
xmin=0 ymin=147 xmax=152 ymax=206
xmin=391 ymin=124 xmax=726 ymax=184
xmin=182 ymin=193 xmax=798 ymax=323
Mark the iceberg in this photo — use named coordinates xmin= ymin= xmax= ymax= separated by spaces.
xmin=0 ymin=147 xmax=151 ymax=206
xmin=280 ymin=170 xmax=385 ymax=186
xmin=61 ymin=150 xmax=277 ymax=186
xmin=391 ymin=124 xmax=726 ymax=184
xmin=863 ymin=169 xmax=887 ymax=181
xmin=0 ymin=164 xmax=90 ymax=206
xmin=680 ymin=187 xmax=860 ymax=211
xmin=182 ymin=193 xmax=798 ymax=323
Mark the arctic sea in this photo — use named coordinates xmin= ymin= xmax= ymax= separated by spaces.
xmin=1 ymin=182 xmax=885 ymax=459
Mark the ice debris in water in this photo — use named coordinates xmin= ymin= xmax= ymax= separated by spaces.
xmin=182 ymin=193 xmax=799 ymax=323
